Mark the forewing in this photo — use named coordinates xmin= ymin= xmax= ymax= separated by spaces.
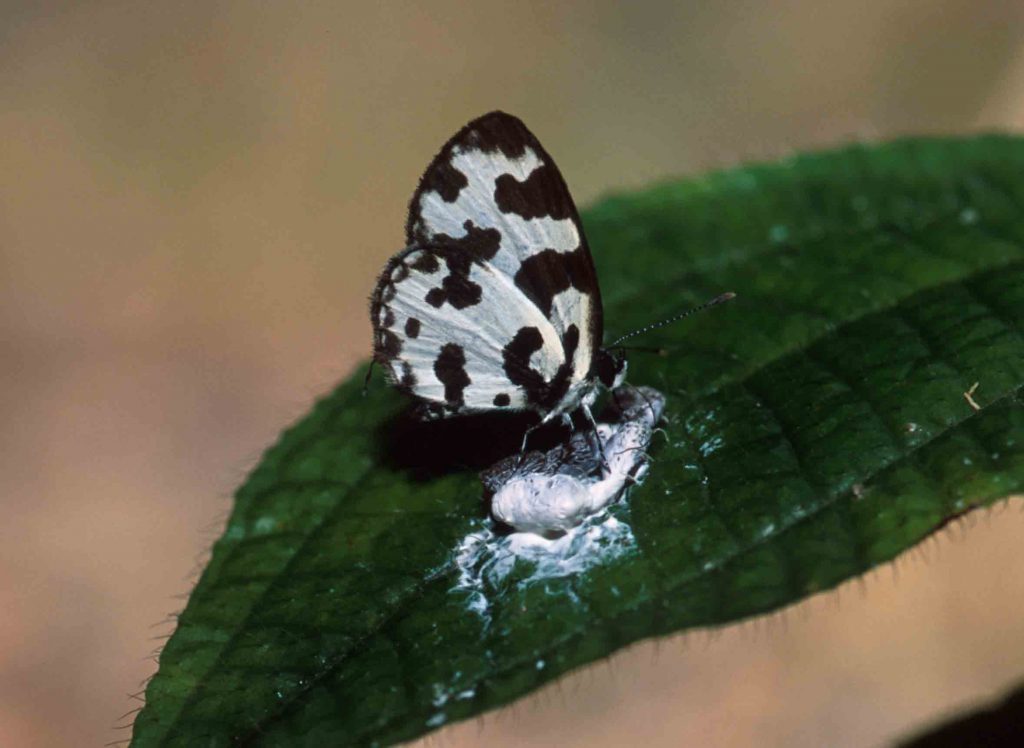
xmin=372 ymin=246 xmax=576 ymax=417
xmin=406 ymin=111 xmax=602 ymax=385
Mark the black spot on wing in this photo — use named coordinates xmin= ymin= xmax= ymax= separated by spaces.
xmin=409 ymin=252 xmax=440 ymax=273
xmin=419 ymin=157 xmax=468 ymax=202
xmin=513 ymin=245 xmax=597 ymax=317
xmin=398 ymin=361 xmax=417 ymax=392
xmin=458 ymin=112 xmax=531 ymax=158
xmin=494 ymin=165 xmax=573 ymax=220
xmin=493 ymin=393 xmax=511 ymax=407
xmin=404 ymin=317 xmax=421 ymax=338
xmin=539 ymin=324 xmax=579 ymax=409
xmin=501 ymin=324 xmax=580 ymax=411
xmin=435 ymin=343 xmax=470 ymax=406
xmin=421 ymin=235 xmax=499 ymax=310
xmin=502 ymin=326 xmax=546 ymax=395
xmin=434 ymin=221 xmax=501 ymax=261
xmin=424 ymin=250 xmax=482 ymax=310
xmin=561 ymin=324 xmax=580 ymax=361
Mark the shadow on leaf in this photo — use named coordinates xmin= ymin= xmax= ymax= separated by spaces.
xmin=376 ymin=406 xmax=573 ymax=480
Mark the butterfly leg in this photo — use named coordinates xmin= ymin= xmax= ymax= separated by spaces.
xmin=625 ymin=381 xmax=659 ymax=421
xmin=362 ymin=360 xmax=376 ymax=396
xmin=581 ymin=404 xmax=610 ymax=475
xmin=517 ymin=421 xmax=542 ymax=465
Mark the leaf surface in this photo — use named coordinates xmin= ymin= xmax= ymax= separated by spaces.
xmin=133 ymin=136 xmax=1024 ymax=746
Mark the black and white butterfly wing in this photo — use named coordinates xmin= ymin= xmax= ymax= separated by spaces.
xmin=407 ymin=112 xmax=604 ymax=371
xmin=372 ymin=244 xmax=568 ymax=416
xmin=372 ymin=111 xmax=605 ymax=418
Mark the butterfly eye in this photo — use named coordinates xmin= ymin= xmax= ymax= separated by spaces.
xmin=591 ymin=349 xmax=621 ymax=388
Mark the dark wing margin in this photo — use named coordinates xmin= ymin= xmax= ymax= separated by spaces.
xmin=404 ymin=111 xmax=604 ymax=365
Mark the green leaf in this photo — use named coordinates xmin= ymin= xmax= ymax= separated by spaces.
xmin=133 ymin=135 xmax=1024 ymax=747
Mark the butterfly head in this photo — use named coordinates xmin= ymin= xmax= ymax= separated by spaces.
xmin=592 ymin=348 xmax=628 ymax=390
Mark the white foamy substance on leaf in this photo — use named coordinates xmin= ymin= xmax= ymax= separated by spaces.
xmin=453 ymin=510 xmax=637 ymax=619
xmin=483 ymin=386 xmax=665 ymax=534
xmin=451 ymin=386 xmax=664 ymax=617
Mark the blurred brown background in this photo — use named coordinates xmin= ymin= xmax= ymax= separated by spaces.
xmin=4 ymin=1 xmax=1024 ymax=746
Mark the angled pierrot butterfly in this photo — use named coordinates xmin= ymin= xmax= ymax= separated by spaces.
xmin=370 ymin=111 xmax=731 ymax=439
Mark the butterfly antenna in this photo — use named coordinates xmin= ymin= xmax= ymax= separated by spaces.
xmin=608 ymin=292 xmax=736 ymax=348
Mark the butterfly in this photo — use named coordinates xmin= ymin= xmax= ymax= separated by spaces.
xmin=370 ymin=111 xmax=624 ymax=431
xmin=369 ymin=111 xmax=732 ymax=437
